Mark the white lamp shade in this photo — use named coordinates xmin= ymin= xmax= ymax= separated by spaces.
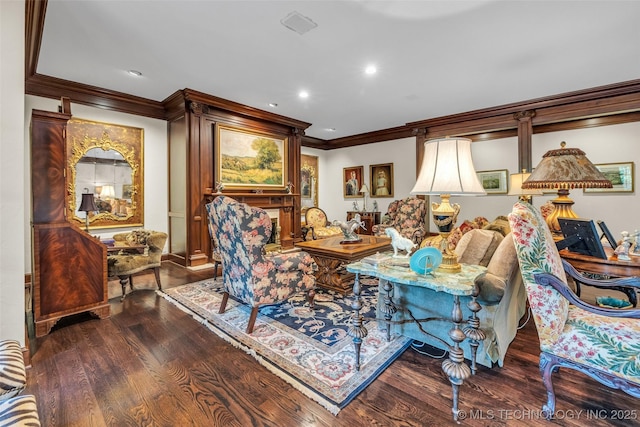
xmin=507 ymin=171 xmax=543 ymax=196
xmin=100 ymin=185 xmax=115 ymax=198
xmin=359 ymin=184 xmax=370 ymax=193
xmin=410 ymin=137 xmax=486 ymax=195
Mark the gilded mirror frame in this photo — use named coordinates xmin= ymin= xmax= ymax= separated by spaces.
xmin=66 ymin=118 xmax=144 ymax=229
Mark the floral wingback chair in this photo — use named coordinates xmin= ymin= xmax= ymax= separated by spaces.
xmin=206 ymin=196 xmax=317 ymax=334
xmin=508 ymin=201 xmax=640 ymax=418
xmin=372 ymin=196 xmax=427 ymax=244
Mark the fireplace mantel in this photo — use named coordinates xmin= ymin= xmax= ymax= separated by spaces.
xmin=204 ymin=192 xmax=298 ymax=249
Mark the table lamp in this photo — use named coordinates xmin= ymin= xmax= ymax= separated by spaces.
xmin=359 ymin=184 xmax=370 ymax=212
xmin=78 ymin=192 xmax=98 ymax=232
xmin=507 ymin=169 xmax=543 ymax=202
xmin=522 ymin=141 xmax=611 ymax=235
xmin=411 ymin=137 xmax=486 ymax=272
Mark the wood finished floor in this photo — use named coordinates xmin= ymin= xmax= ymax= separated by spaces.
xmin=24 ymin=262 xmax=639 ymax=427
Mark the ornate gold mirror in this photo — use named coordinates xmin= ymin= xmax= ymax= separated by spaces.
xmin=301 ymin=154 xmax=318 ymax=209
xmin=66 ymin=118 xmax=144 ymax=229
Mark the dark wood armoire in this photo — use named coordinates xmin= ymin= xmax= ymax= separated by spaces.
xmin=31 ymin=105 xmax=109 ymax=337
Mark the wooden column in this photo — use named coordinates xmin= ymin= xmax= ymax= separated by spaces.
xmin=513 ymin=110 xmax=536 ymax=172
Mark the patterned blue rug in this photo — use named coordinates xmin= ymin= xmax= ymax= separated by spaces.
xmin=160 ymin=278 xmax=410 ymax=414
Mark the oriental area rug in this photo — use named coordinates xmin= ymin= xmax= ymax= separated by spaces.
xmin=158 ymin=278 xmax=411 ymax=414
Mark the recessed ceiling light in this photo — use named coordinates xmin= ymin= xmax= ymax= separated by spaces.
xmin=127 ymin=70 xmax=142 ymax=77
xmin=326 ymin=128 xmax=336 ymax=132
xmin=365 ymin=65 xmax=377 ymax=75
xmin=268 ymin=102 xmax=278 ymax=108
xmin=298 ymin=90 xmax=309 ymax=99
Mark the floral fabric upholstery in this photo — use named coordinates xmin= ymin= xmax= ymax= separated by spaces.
xmin=372 ymin=196 xmax=426 ymax=244
xmin=303 ymin=207 xmax=341 ymax=239
xmin=508 ymin=201 xmax=640 ymax=384
xmin=420 ymin=216 xmax=490 ymax=251
xmin=206 ymin=196 xmax=316 ymax=307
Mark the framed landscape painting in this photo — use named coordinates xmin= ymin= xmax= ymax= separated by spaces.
xmin=584 ymin=162 xmax=634 ymax=193
xmin=216 ymin=125 xmax=288 ymax=190
xmin=343 ymin=166 xmax=364 ymax=198
xmin=476 ymin=169 xmax=508 ymax=194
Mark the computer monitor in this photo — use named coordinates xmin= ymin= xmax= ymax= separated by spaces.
xmin=557 ymin=218 xmax=608 ymax=259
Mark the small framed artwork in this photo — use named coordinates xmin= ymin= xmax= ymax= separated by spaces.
xmin=584 ymin=162 xmax=634 ymax=193
xmin=370 ymin=163 xmax=394 ymax=198
xmin=343 ymin=166 xmax=364 ymax=198
xmin=476 ymin=169 xmax=508 ymax=194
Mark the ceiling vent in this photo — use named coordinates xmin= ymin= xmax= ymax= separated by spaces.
xmin=280 ymin=11 xmax=317 ymax=35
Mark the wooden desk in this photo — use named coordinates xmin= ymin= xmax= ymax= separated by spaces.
xmin=559 ymin=247 xmax=639 ymax=306
xmin=559 ymin=247 xmax=640 ymax=278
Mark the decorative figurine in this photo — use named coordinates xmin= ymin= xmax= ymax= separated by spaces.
xmin=372 ymin=200 xmax=379 ymax=212
xmin=632 ymin=229 xmax=640 ymax=255
xmin=353 ymin=201 xmax=359 ymax=211
xmin=385 ymin=228 xmax=417 ymax=258
xmin=214 ymin=181 xmax=225 ymax=194
xmin=614 ymin=231 xmax=632 ymax=261
xmin=285 ymin=181 xmax=294 ymax=194
xmin=332 ymin=213 xmax=365 ymax=242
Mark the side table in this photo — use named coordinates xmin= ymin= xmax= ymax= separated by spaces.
xmin=346 ymin=261 xmax=486 ymax=421
xmin=346 ymin=211 xmax=380 ymax=235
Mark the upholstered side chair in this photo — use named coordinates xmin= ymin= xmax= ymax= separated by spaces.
xmin=108 ymin=229 xmax=168 ymax=300
xmin=206 ymin=196 xmax=317 ymax=334
xmin=508 ymin=201 xmax=640 ymax=418
xmin=372 ymin=196 xmax=427 ymax=244
xmin=301 ymin=206 xmax=342 ymax=241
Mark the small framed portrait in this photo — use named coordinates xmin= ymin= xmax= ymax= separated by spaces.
xmin=343 ymin=166 xmax=364 ymax=198
xmin=370 ymin=163 xmax=394 ymax=198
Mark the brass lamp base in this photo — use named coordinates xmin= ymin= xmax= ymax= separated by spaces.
xmin=432 ymin=194 xmax=462 ymax=273
xmin=546 ymin=189 xmax=578 ymax=237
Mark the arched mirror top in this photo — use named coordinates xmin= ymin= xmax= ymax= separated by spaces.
xmin=66 ymin=118 xmax=144 ymax=229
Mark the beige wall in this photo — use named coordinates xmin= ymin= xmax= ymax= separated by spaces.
xmin=1 ymin=0 xmax=26 ymax=344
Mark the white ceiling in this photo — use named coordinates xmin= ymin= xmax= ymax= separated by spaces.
xmin=38 ymin=0 xmax=640 ymax=140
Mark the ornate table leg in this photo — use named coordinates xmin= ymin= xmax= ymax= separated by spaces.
xmin=463 ymin=284 xmax=485 ymax=375
xmin=441 ymin=295 xmax=471 ymax=421
xmin=378 ymin=279 xmax=397 ymax=342
xmin=347 ymin=272 xmax=368 ymax=371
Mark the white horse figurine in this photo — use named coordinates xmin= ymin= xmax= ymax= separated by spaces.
xmin=385 ymin=228 xmax=416 ymax=257
xmin=332 ymin=214 xmax=366 ymax=242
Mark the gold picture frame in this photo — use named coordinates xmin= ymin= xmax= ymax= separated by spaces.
xmin=369 ymin=163 xmax=394 ymax=198
xmin=343 ymin=166 xmax=364 ymax=198
xmin=301 ymin=154 xmax=318 ymax=207
xmin=476 ymin=169 xmax=508 ymax=194
xmin=584 ymin=162 xmax=634 ymax=193
xmin=216 ymin=124 xmax=288 ymax=190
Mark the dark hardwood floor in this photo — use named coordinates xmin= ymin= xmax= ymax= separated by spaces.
xmin=24 ymin=262 xmax=639 ymax=427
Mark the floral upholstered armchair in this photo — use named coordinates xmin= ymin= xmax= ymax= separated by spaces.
xmin=108 ymin=229 xmax=167 ymax=300
xmin=300 ymin=207 xmax=342 ymax=241
xmin=508 ymin=201 xmax=640 ymax=418
xmin=206 ymin=196 xmax=317 ymax=334
xmin=372 ymin=196 xmax=427 ymax=244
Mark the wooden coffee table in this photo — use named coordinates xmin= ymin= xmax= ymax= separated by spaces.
xmin=295 ymin=234 xmax=391 ymax=294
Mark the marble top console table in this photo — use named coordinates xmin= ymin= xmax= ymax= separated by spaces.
xmin=346 ymin=261 xmax=487 ymax=421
